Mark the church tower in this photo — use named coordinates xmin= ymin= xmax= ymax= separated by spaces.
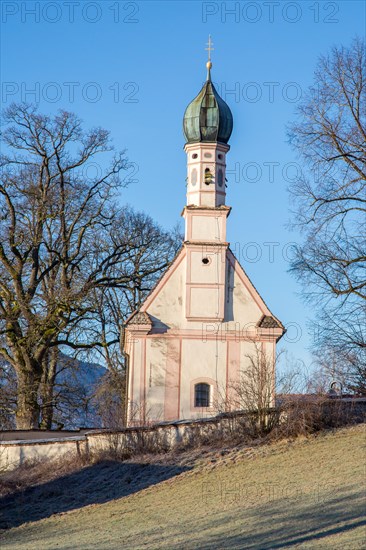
xmin=123 ymin=41 xmax=285 ymax=426
xmin=182 ymin=46 xmax=233 ymax=321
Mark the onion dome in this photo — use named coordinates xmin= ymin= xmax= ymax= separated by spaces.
xmin=183 ymin=61 xmax=233 ymax=145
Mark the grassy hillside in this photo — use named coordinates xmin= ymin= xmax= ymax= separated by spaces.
xmin=1 ymin=425 xmax=365 ymax=549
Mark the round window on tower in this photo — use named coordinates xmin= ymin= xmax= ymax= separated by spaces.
xmin=202 ymin=257 xmax=211 ymax=265
xmin=204 ymin=152 xmax=212 ymax=159
xmin=218 ymin=154 xmax=223 ymax=160
xmin=192 ymin=153 xmax=198 ymax=159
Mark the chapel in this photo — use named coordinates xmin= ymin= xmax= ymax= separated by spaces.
xmin=123 ymin=47 xmax=285 ymax=426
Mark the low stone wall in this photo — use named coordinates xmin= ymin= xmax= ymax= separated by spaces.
xmin=1 ymin=399 xmax=365 ymax=471
xmin=85 ymin=416 xmax=238 ymax=457
xmin=0 ymin=429 xmax=94 ymax=442
xmin=0 ymin=436 xmax=87 ymax=471
xmin=0 ymin=414 xmax=248 ymax=471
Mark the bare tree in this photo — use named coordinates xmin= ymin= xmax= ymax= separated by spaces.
xmin=70 ymin=210 xmax=181 ymax=428
xmin=288 ymin=37 xmax=366 ymax=391
xmin=311 ymin=342 xmax=366 ymax=396
xmin=0 ymin=103 xmax=179 ymax=429
xmin=226 ymin=342 xmax=282 ymax=435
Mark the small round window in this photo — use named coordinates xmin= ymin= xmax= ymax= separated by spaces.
xmin=218 ymin=154 xmax=223 ymax=160
xmin=192 ymin=153 xmax=198 ymax=159
xmin=202 ymin=257 xmax=210 ymax=265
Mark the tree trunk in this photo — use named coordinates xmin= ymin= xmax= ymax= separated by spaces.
xmin=15 ymin=369 xmax=41 ymax=429
xmin=39 ymin=349 xmax=58 ymax=429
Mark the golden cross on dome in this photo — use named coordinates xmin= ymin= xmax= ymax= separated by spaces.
xmin=205 ymin=35 xmax=214 ymax=62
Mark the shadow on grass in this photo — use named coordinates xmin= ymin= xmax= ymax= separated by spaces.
xmin=182 ymin=488 xmax=366 ymax=550
xmin=0 ymin=460 xmax=190 ymax=529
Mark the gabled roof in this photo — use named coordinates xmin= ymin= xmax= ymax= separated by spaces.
xmin=227 ymin=247 xmax=284 ymax=331
xmin=124 ymin=245 xmax=284 ymax=335
xmin=124 ymin=246 xmax=185 ymax=326
xmin=139 ymin=246 xmax=186 ymax=313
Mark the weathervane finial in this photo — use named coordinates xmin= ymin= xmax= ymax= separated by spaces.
xmin=205 ymin=35 xmax=213 ymax=80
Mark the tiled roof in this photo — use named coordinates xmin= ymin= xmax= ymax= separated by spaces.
xmin=258 ymin=315 xmax=281 ymax=329
xmin=126 ymin=311 xmax=152 ymax=326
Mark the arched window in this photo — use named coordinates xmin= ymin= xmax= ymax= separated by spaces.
xmin=217 ymin=169 xmax=223 ymax=187
xmin=204 ymin=167 xmax=213 ymax=185
xmin=195 ymin=383 xmax=210 ymax=407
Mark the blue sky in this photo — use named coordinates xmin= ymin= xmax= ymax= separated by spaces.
xmin=1 ymin=0 xmax=365 ymax=369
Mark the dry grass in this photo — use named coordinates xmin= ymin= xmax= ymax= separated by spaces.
xmin=0 ymin=424 xmax=365 ymax=549
xmin=0 ymin=453 xmax=89 ymax=499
